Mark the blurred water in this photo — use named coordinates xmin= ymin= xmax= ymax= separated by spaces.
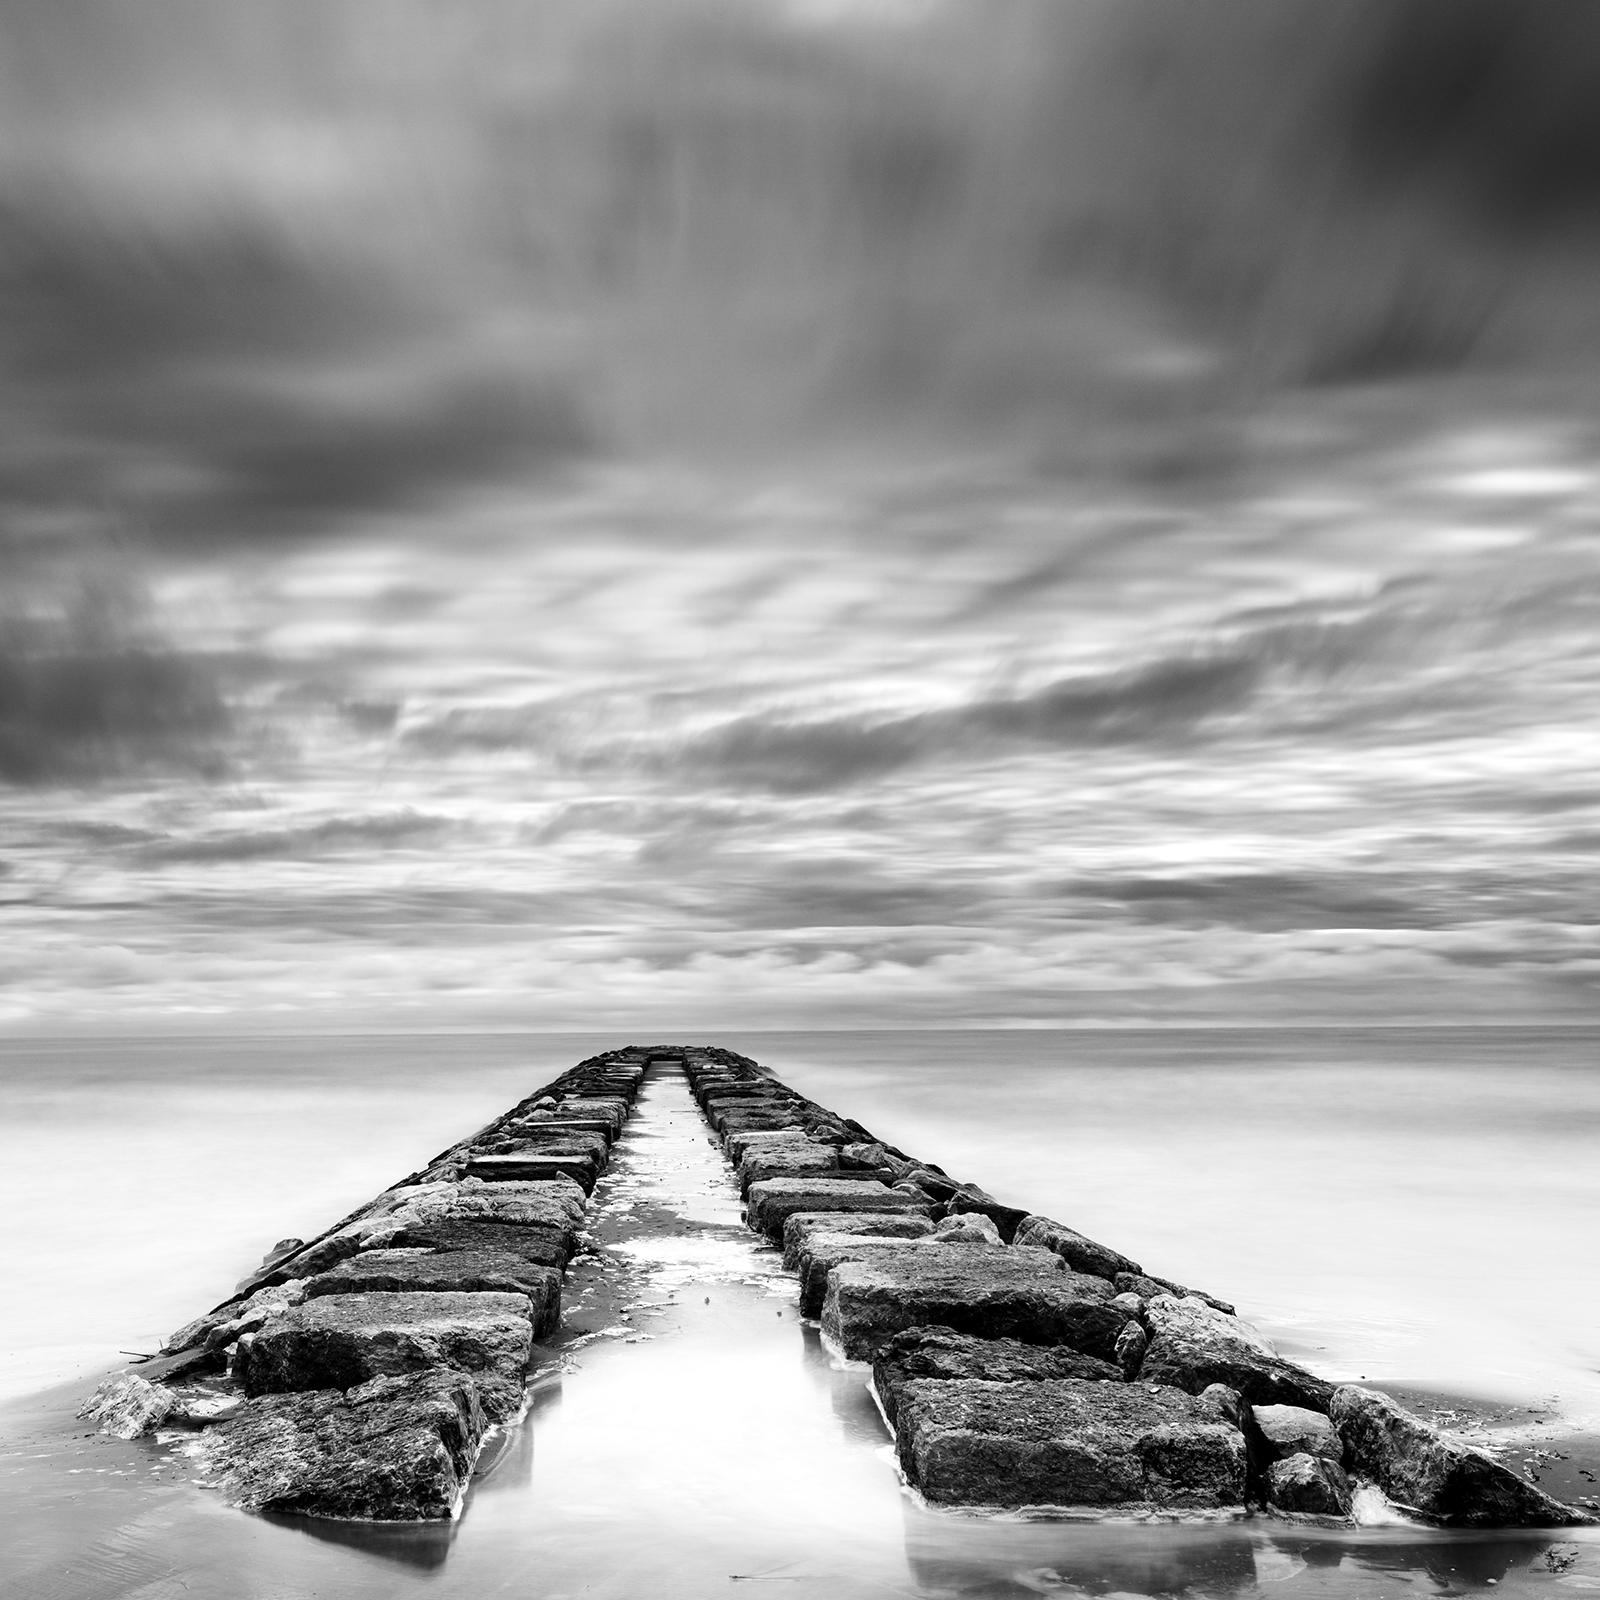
xmin=4 ymin=1027 xmax=1597 ymax=1416
xmin=3 ymin=1030 xmax=1598 ymax=1600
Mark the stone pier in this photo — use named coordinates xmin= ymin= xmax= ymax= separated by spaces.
xmin=80 ymin=1045 xmax=1594 ymax=1529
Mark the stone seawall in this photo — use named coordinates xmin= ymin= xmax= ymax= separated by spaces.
xmin=79 ymin=1044 xmax=1593 ymax=1529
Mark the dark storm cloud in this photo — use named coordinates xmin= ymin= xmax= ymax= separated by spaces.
xmin=0 ymin=598 xmax=229 ymax=784
xmin=0 ymin=197 xmax=595 ymax=541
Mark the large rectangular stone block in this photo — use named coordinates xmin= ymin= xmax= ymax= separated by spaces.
xmin=895 ymin=1377 xmax=1247 ymax=1511
xmin=302 ymin=1250 xmax=563 ymax=1338
xmin=235 ymin=1290 xmax=533 ymax=1421
xmin=745 ymin=1177 xmax=934 ymax=1241
xmin=821 ymin=1251 xmax=1127 ymax=1361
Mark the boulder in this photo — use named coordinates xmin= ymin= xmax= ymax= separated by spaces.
xmin=463 ymin=1150 xmax=601 ymax=1191
xmin=840 ymin=1142 xmax=890 ymax=1170
xmin=725 ymin=1128 xmax=817 ymax=1164
xmin=301 ymin=1250 xmax=562 ymax=1338
xmin=1115 ymin=1319 xmax=1149 ymax=1379
xmin=234 ymin=1290 xmax=533 ymax=1421
xmin=794 ymin=1236 xmax=1003 ymax=1318
xmin=745 ymin=1177 xmax=935 ymax=1242
xmin=780 ymin=1211 xmax=935 ymax=1270
xmin=475 ymin=1131 xmax=609 ymax=1167
xmin=872 ymin=1325 xmax=1121 ymax=1426
xmin=738 ymin=1143 xmax=840 ymax=1192
xmin=1015 ymin=1215 xmax=1142 ymax=1280
xmin=387 ymin=1177 xmax=587 ymax=1232
xmin=543 ymin=1098 xmax=628 ymax=1135
xmin=1330 ymin=1386 xmax=1590 ymax=1527
xmin=1266 ymin=1451 xmax=1353 ymax=1518
xmin=385 ymin=1216 xmax=575 ymax=1269
xmin=199 ymin=1370 xmax=485 ymax=1520
xmin=821 ymin=1251 xmax=1127 ymax=1362
xmin=77 ymin=1374 xmax=175 ymax=1439
xmin=894 ymin=1377 xmax=1248 ymax=1512
xmin=503 ymin=1116 xmax=615 ymax=1142
xmin=1140 ymin=1296 xmax=1333 ymax=1411
xmin=931 ymin=1213 xmax=1003 ymax=1246
xmin=1116 ymin=1272 xmax=1235 ymax=1316
xmin=1252 ymin=1403 xmax=1342 ymax=1464
xmin=942 ymin=1188 xmax=1032 ymax=1243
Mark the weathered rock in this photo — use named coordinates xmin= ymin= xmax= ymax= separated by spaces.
xmin=822 ymin=1251 xmax=1127 ymax=1362
xmin=872 ymin=1325 xmax=1120 ymax=1426
xmin=1140 ymin=1296 xmax=1333 ymax=1411
xmin=1014 ymin=1215 xmax=1142 ymax=1280
xmin=894 ymin=1377 xmax=1248 ymax=1512
xmin=724 ymin=1128 xmax=816 ymax=1164
xmin=383 ymin=1177 xmax=587 ymax=1234
xmin=738 ymin=1143 xmax=840 ymax=1191
xmin=840 ymin=1141 xmax=890 ymax=1170
xmin=385 ymin=1217 xmax=575 ymax=1269
xmin=464 ymin=1150 xmax=602 ymax=1191
xmin=302 ymin=1250 xmax=562 ymax=1337
xmin=1253 ymin=1403 xmax=1341 ymax=1464
xmin=199 ymin=1370 xmax=485 ymax=1520
xmin=504 ymin=1116 xmax=615 ymax=1142
xmin=746 ymin=1177 xmax=935 ymax=1241
xmin=1112 ymin=1290 xmax=1147 ymax=1321
xmin=1330 ymin=1386 xmax=1590 ymax=1527
xmin=1266 ymin=1451 xmax=1353 ymax=1518
xmin=77 ymin=1374 xmax=175 ymax=1438
xmin=165 ymin=1280 xmax=310 ymax=1356
xmin=476 ymin=1129 xmax=608 ymax=1161
xmin=1115 ymin=1319 xmax=1149 ymax=1378
xmin=1116 ymin=1272 xmax=1235 ymax=1316
xmin=942 ymin=1187 xmax=1031 ymax=1243
xmin=794 ymin=1236 xmax=1003 ymax=1318
xmin=931 ymin=1213 xmax=1003 ymax=1245
xmin=543 ymin=1098 xmax=629 ymax=1135
xmin=234 ymin=1291 xmax=533 ymax=1421
xmin=780 ymin=1211 xmax=935 ymax=1270
xmin=1199 ymin=1383 xmax=1245 ymax=1427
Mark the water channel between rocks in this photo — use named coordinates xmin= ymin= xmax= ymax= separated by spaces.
xmin=6 ymin=1062 xmax=1597 ymax=1600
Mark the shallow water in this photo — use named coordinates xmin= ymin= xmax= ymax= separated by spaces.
xmin=2 ymin=1030 xmax=1598 ymax=1598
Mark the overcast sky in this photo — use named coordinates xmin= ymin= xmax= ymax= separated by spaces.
xmin=3 ymin=1 xmax=1598 ymax=1031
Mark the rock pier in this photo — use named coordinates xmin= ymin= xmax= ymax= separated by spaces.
xmin=81 ymin=1045 xmax=1593 ymax=1529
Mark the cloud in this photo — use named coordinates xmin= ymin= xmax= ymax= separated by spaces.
xmin=0 ymin=568 xmax=229 ymax=784
xmin=137 ymin=810 xmax=451 ymax=864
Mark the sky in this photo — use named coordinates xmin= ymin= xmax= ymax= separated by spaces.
xmin=3 ymin=0 xmax=1599 ymax=1031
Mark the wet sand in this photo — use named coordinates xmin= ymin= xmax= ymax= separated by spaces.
xmin=4 ymin=1065 xmax=1599 ymax=1599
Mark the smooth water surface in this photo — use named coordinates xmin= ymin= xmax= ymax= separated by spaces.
xmin=2 ymin=1029 xmax=1597 ymax=1600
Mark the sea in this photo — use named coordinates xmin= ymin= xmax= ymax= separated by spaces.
xmin=3 ymin=1026 xmax=1598 ymax=1599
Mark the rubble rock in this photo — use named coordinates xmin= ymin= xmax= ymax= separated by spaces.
xmin=1015 ymin=1215 xmax=1142 ymax=1280
xmin=1140 ymin=1295 xmax=1333 ymax=1410
xmin=199 ymin=1370 xmax=485 ymax=1520
xmin=76 ymin=1374 xmax=175 ymax=1438
xmin=1115 ymin=1319 xmax=1149 ymax=1378
xmin=234 ymin=1290 xmax=533 ymax=1421
xmin=1253 ymin=1403 xmax=1342 ymax=1464
xmin=894 ymin=1377 xmax=1248 ymax=1512
xmin=931 ymin=1213 xmax=1003 ymax=1246
xmin=1266 ymin=1451 xmax=1353 ymax=1518
xmin=1330 ymin=1386 xmax=1590 ymax=1527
